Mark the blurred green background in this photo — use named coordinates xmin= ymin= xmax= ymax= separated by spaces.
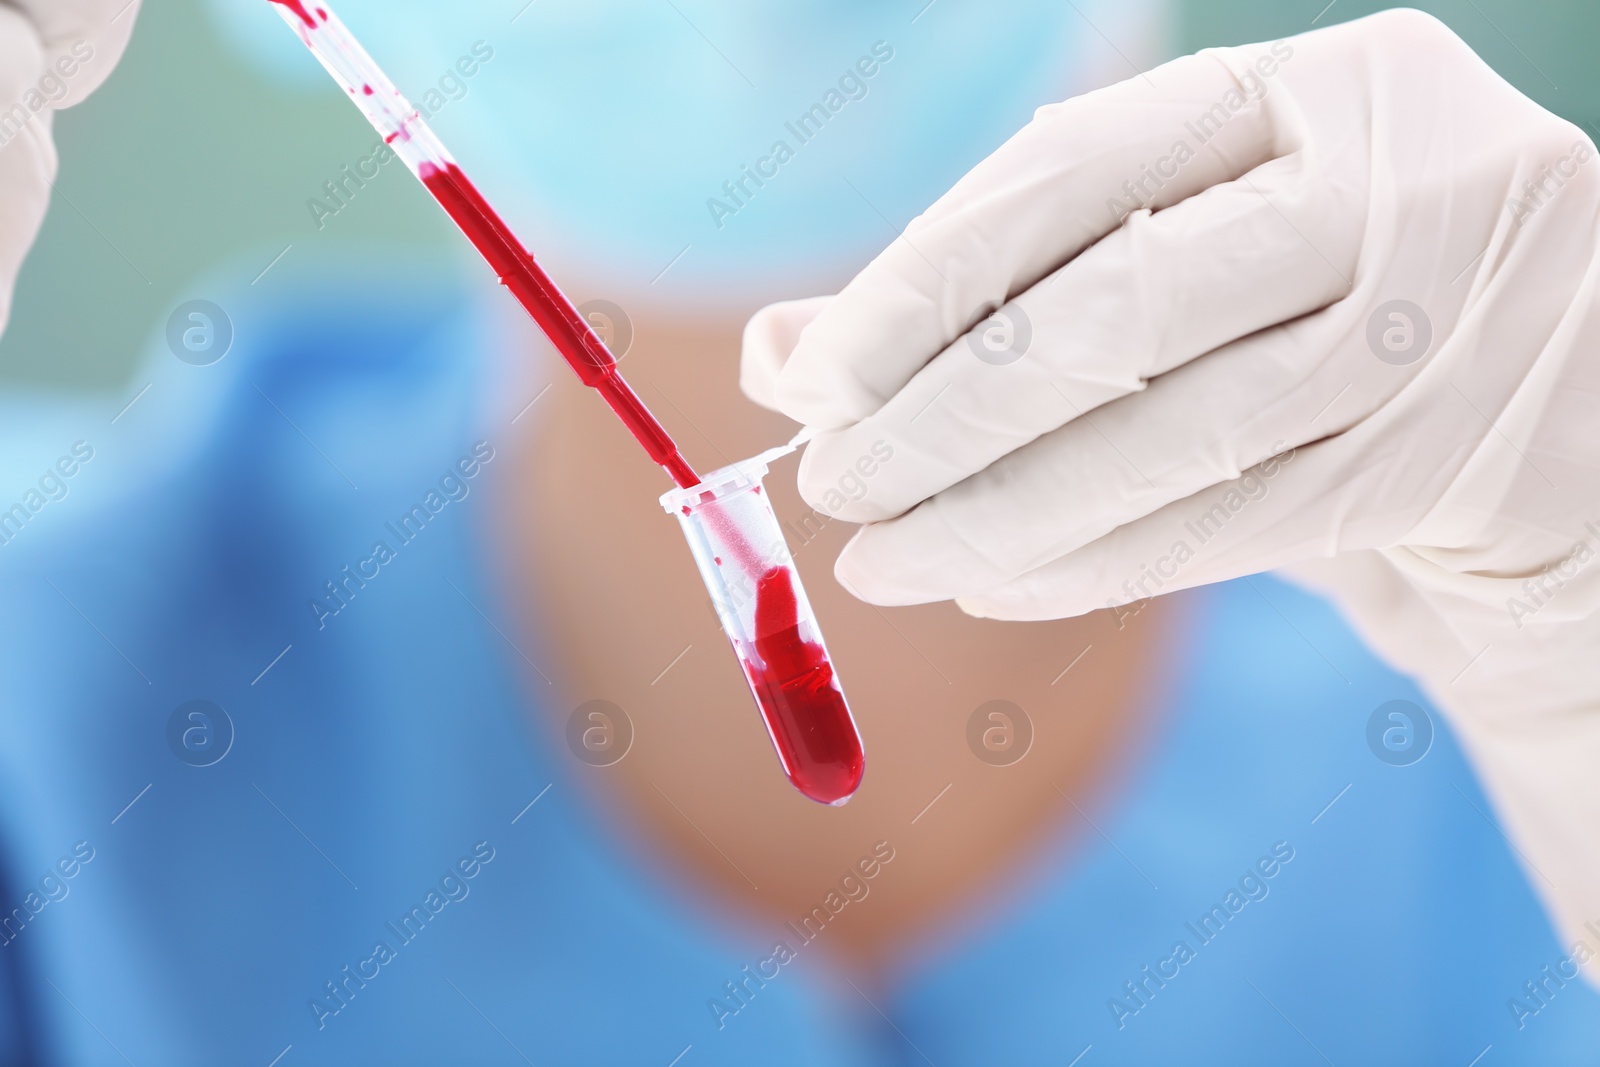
xmin=5 ymin=0 xmax=1596 ymax=391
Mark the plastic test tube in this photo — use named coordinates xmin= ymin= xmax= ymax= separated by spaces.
xmin=662 ymin=453 xmax=865 ymax=805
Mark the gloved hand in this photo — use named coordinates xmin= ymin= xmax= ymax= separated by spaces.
xmin=0 ymin=0 xmax=140 ymax=335
xmin=744 ymin=9 xmax=1600 ymax=977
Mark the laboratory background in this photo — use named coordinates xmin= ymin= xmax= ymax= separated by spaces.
xmin=1 ymin=0 xmax=1599 ymax=1064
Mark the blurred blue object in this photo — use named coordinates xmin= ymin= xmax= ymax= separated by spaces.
xmin=0 ymin=256 xmax=1596 ymax=1063
xmin=897 ymin=577 xmax=1600 ymax=1065
xmin=0 ymin=261 xmax=879 ymax=1065
xmin=207 ymin=0 xmax=1159 ymax=301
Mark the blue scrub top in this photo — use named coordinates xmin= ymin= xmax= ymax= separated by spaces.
xmin=1 ymin=260 xmax=1597 ymax=1065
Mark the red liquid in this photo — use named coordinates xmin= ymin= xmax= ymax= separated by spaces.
xmin=416 ymin=163 xmax=699 ymax=489
xmin=264 ymin=1 xmax=698 ymax=488
xmin=267 ymin=0 xmax=319 ymax=28
xmin=273 ymin=0 xmax=862 ymax=803
xmin=743 ymin=566 xmax=863 ymax=805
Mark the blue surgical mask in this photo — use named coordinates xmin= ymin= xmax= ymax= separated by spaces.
xmin=211 ymin=0 xmax=1162 ymax=305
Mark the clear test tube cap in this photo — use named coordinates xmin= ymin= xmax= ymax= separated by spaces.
xmin=660 ymin=454 xmax=864 ymax=805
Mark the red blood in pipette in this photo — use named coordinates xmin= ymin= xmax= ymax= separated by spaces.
xmin=743 ymin=566 xmax=863 ymax=805
xmin=266 ymin=0 xmax=697 ymax=487
xmin=417 ymin=162 xmax=699 ymax=488
xmin=267 ymin=0 xmax=318 ymax=28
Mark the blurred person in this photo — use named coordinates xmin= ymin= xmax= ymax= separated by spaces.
xmin=0 ymin=3 xmax=1596 ymax=1066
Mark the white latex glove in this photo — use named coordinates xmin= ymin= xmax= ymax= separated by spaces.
xmin=744 ymin=10 xmax=1600 ymax=977
xmin=0 ymin=0 xmax=140 ymax=335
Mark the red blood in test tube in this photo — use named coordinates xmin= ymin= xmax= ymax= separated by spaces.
xmin=743 ymin=566 xmax=863 ymax=805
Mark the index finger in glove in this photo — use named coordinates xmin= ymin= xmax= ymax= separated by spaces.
xmin=741 ymin=295 xmax=831 ymax=413
xmin=771 ymin=43 xmax=1296 ymax=432
xmin=796 ymin=147 xmax=1359 ymax=523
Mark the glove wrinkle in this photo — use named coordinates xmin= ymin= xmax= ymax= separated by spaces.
xmin=751 ymin=6 xmax=1600 ymax=983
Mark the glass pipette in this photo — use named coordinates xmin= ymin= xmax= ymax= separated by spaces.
xmin=265 ymin=0 xmax=698 ymax=488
